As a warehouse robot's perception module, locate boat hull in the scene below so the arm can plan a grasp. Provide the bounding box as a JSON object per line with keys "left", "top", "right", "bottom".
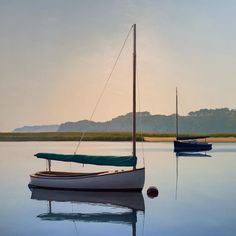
{"left": 29, "top": 168, "right": 145, "bottom": 191}
{"left": 174, "top": 140, "right": 212, "bottom": 152}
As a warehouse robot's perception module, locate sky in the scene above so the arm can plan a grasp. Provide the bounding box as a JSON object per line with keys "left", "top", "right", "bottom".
{"left": 1, "top": 0, "right": 236, "bottom": 131}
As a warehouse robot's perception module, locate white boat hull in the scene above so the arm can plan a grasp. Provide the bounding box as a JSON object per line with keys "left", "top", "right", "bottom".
{"left": 29, "top": 168, "right": 145, "bottom": 191}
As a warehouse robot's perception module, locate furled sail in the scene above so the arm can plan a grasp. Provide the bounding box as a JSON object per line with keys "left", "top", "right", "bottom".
{"left": 35, "top": 153, "right": 137, "bottom": 167}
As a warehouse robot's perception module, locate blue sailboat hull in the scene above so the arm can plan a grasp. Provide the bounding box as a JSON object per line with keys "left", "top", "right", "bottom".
{"left": 174, "top": 140, "right": 212, "bottom": 152}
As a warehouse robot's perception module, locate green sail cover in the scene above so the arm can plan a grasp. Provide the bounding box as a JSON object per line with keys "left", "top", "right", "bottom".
{"left": 35, "top": 153, "right": 137, "bottom": 167}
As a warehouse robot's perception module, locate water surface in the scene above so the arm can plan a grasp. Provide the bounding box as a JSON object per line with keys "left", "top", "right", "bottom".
{"left": 0, "top": 142, "right": 235, "bottom": 235}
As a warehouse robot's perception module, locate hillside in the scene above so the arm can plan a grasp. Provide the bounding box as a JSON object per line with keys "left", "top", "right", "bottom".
{"left": 58, "top": 108, "right": 236, "bottom": 134}
{"left": 13, "top": 108, "right": 236, "bottom": 134}
{"left": 13, "top": 125, "right": 59, "bottom": 132}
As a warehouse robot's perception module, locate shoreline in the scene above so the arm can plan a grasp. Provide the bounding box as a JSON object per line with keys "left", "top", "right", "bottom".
{"left": 144, "top": 137, "right": 236, "bottom": 143}
{"left": 1, "top": 132, "right": 236, "bottom": 142}
{"left": 0, "top": 137, "right": 236, "bottom": 143}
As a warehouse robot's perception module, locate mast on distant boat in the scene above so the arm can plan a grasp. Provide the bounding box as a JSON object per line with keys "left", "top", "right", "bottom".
{"left": 176, "top": 87, "right": 179, "bottom": 139}
{"left": 132, "top": 24, "right": 136, "bottom": 161}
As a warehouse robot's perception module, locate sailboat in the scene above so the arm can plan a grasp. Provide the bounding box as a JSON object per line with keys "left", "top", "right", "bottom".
{"left": 29, "top": 24, "right": 145, "bottom": 191}
{"left": 173, "top": 88, "right": 212, "bottom": 153}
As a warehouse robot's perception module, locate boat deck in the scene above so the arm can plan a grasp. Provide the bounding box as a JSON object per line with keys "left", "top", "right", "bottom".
{"left": 35, "top": 171, "right": 108, "bottom": 177}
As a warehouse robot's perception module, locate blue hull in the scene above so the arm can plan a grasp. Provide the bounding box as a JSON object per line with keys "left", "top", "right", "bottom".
{"left": 174, "top": 140, "right": 212, "bottom": 152}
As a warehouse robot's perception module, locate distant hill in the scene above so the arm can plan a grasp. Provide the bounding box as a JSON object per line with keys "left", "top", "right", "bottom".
{"left": 57, "top": 111, "right": 180, "bottom": 133}
{"left": 13, "top": 108, "right": 236, "bottom": 134}
{"left": 58, "top": 112, "right": 155, "bottom": 132}
{"left": 58, "top": 108, "right": 236, "bottom": 134}
{"left": 13, "top": 125, "right": 59, "bottom": 132}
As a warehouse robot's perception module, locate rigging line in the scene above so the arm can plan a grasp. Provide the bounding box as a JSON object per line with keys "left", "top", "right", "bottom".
{"left": 73, "top": 220, "right": 79, "bottom": 236}
{"left": 74, "top": 25, "right": 134, "bottom": 154}
{"left": 71, "top": 202, "right": 79, "bottom": 236}
{"left": 137, "top": 69, "right": 145, "bottom": 167}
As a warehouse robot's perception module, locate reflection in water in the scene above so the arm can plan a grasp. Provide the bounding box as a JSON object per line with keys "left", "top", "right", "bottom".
{"left": 29, "top": 187, "right": 144, "bottom": 236}
{"left": 38, "top": 211, "right": 137, "bottom": 224}
{"left": 175, "top": 152, "right": 212, "bottom": 157}
{"left": 30, "top": 188, "right": 145, "bottom": 211}
{"left": 175, "top": 156, "right": 179, "bottom": 200}
{"left": 175, "top": 152, "right": 213, "bottom": 200}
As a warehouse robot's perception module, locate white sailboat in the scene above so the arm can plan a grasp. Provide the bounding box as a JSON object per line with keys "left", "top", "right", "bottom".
{"left": 29, "top": 24, "right": 145, "bottom": 191}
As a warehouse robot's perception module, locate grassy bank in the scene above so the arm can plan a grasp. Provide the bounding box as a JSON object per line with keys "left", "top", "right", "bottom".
{"left": 0, "top": 132, "right": 143, "bottom": 141}
{"left": 1, "top": 132, "right": 236, "bottom": 141}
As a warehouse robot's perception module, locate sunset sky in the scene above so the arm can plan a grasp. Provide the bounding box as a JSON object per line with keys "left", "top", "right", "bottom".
{"left": 1, "top": 0, "right": 236, "bottom": 131}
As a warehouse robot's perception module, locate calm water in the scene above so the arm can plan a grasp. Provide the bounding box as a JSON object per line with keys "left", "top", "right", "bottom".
{"left": 0, "top": 141, "right": 236, "bottom": 236}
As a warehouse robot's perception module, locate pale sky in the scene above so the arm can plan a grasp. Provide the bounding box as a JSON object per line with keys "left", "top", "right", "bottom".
{"left": 1, "top": 0, "right": 236, "bottom": 131}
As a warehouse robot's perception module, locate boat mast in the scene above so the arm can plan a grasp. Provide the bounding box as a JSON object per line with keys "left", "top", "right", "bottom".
{"left": 176, "top": 87, "right": 178, "bottom": 139}
{"left": 132, "top": 24, "right": 136, "bottom": 158}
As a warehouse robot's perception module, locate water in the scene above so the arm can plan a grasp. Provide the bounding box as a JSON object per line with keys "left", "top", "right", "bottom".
{"left": 0, "top": 142, "right": 235, "bottom": 236}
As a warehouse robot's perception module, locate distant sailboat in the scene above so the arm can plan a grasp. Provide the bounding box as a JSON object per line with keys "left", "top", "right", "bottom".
{"left": 29, "top": 24, "right": 145, "bottom": 191}
{"left": 173, "top": 88, "right": 212, "bottom": 153}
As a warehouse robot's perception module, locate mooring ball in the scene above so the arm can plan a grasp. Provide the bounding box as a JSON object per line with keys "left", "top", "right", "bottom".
{"left": 147, "top": 186, "right": 159, "bottom": 198}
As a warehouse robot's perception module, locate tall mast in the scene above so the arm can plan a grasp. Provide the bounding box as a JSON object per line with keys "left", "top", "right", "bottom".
{"left": 132, "top": 24, "right": 136, "bottom": 158}
{"left": 176, "top": 87, "right": 178, "bottom": 139}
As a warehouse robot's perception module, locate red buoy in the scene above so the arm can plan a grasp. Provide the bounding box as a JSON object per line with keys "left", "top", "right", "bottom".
{"left": 147, "top": 186, "right": 159, "bottom": 198}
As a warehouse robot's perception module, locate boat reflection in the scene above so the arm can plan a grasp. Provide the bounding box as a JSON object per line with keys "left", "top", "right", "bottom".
{"left": 174, "top": 152, "right": 212, "bottom": 200}
{"left": 176, "top": 152, "right": 212, "bottom": 157}
{"left": 30, "top": 188, "right": 145, "bottom": 211}
{"left": 29, "top": 187, "right": 144, "bottom": 235}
